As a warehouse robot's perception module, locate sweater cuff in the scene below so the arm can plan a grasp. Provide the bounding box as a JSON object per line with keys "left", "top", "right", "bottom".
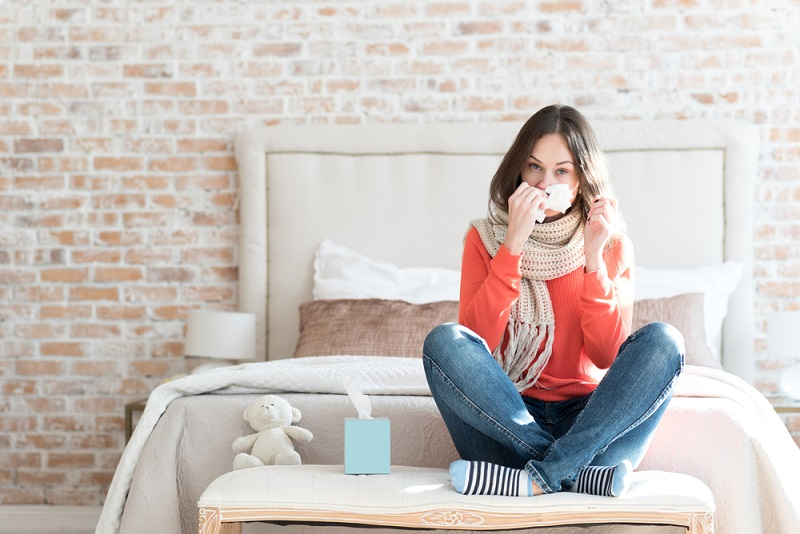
{"left": 492, "top": 244, "right": 523, "bottom": 279}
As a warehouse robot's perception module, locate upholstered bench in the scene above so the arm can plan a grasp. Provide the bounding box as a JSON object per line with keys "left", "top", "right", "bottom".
{"left": 197, "top": 465, "right": 714, "bottom": 534}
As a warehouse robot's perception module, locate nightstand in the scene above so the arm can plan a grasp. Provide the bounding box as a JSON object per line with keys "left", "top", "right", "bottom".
{"left": 768, "top": 396, "right": 800, "bottom": 447}
{"left": 124, "top": 398, "right": 147, "bottom": 442}
{"left": 768, "top": 396, "right": 800, "bottom": 414}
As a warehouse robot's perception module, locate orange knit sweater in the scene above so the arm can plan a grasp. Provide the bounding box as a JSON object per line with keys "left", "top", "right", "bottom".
{"left": 459, "top": 226, "right": 635, "bottom": 401}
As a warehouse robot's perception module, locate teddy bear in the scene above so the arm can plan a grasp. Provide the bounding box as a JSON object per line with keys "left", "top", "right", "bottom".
{"left": 232, "top": 394, "right": 313, "bottom": 470}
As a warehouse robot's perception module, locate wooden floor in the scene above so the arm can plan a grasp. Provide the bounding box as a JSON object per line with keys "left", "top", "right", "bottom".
{"left": 0, "top": 506, "right": 101, "bottom": 534}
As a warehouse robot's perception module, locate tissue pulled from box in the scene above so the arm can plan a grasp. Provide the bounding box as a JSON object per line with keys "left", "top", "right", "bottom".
{"left": 345, "top": 373, "right": 372, "bottom": 419}
{"left": 535, "top": 183, "right": 573, "bottom": 223}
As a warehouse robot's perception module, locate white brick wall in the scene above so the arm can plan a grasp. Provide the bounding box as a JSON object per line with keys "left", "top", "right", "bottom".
{"left": 1, "top": 0, "right": 798, "bottom": 504}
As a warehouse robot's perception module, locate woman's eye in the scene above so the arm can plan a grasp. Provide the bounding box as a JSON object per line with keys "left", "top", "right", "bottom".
{"left": 556, "top": 168, "right": 568, "bottom": 175}
{"left": 529, "top": 163, "right": 542, "bottom": 171}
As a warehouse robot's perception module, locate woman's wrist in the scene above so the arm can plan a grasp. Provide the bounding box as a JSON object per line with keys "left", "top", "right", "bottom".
{"left": 502, "top": 234, "right": 524, "bottom": 255}
{"left": 503, "top": 242, "right": 522, "bottom": 255}
{"left": 584, "top": 252, "right": 602, "bottom": 273}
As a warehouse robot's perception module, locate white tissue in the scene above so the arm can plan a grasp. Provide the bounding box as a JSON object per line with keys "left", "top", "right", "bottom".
{"left": 535, "top": 183, "right": 573, "bottom": 223}
{"left": 345, "top": 374, "right": 373, "bottom": 419}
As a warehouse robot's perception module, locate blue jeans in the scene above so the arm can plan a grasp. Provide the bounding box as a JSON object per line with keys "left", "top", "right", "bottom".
{"left": 422, "top": 322, "right": 684, "bottom": 494}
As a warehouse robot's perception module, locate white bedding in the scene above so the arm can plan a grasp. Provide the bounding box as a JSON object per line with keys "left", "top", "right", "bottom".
{"left": 97, "top": 357, "right": 800, "bottom": 534}
{"left": 98, "top": 356, "right": 427, "bottom": 534}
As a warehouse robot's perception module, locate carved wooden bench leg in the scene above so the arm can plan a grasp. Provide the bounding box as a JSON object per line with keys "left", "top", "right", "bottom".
{"left": 199, "top": 507, "right": 242, "bottom": 534}
{"left": 687, "top": 510, "right": 715, "bottom": 534}
{"left": 198, "top": 507, "right": 220, "bottom": 534}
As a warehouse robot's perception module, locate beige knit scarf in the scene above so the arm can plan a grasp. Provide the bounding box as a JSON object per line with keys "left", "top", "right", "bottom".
{"left": 471, "top": 208, "right": 585, "bottom": 392}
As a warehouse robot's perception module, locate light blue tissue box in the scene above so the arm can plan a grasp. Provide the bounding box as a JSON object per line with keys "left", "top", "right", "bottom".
{"left": 344, "top": 417, "right": 390, "bottom": 475}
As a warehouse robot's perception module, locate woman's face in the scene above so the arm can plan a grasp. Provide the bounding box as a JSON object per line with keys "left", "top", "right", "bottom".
{"left": 520, "top": 133, "right": 580, "bottom": 219}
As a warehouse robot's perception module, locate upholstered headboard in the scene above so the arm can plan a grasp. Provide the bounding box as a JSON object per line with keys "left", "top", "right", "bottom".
{"left": 235, "top": 120, "right": 758, "bottom": 381}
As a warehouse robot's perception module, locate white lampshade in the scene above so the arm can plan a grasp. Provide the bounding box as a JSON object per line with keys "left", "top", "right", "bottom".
{"left": 184, "top": 311, "right": 257, "bottom": 361}
{"left": 767, "top": 311, "right": 800, "bottom": 400}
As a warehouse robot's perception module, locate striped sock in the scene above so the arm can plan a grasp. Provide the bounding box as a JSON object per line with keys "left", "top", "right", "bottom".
{"left": 571, "top": 460, "right": 633, "bottom": 497}
{"left": 449, "top": 460, "right": 532, "bottom": 496}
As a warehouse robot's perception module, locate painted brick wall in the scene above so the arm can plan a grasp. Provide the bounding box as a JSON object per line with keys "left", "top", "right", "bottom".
{"left": 1, "top": 0, "right": 798, "bottom": 505}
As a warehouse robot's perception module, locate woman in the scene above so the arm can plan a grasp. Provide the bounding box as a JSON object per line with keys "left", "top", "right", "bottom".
{"left": 423, "top": 105, "right": 684, "bottom": 498}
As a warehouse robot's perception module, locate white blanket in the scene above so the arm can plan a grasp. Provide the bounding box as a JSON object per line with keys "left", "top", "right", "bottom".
{"left": 96, "top": 356, "right": 800, "bottom": 534}
{"left": 98, "top": 356, "right": 427, "bottom": 533}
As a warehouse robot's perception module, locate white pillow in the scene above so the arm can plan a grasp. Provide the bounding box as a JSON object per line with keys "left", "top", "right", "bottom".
{"left": 313, "top": 239, "right": 461, "bottom": 304}
{"left": 634, "top": 261, "right": 744, "bottom": 361}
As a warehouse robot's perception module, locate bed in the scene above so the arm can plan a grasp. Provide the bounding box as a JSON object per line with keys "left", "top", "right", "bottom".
{"left": 96, "top": 119, "right": 800, "bottom": 534}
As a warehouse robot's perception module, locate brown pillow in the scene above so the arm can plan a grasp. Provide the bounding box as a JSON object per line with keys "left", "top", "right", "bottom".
{"left": 293, "top": 299, "right": 459, "bottom": 358}
{"left": 632, "top": 293, "right": 720, "bottom": 369}
{"left": 295, "top": 295, "right": 718, "bottom": 367}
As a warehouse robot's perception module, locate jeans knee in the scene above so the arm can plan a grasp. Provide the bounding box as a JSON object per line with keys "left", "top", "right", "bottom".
{"left": 423, "top": 322, "right": 489, "bottom": 369}
{"left": 423, "top": 322, "right": 459, "bottom": 363}
{"left": 632, "top": 322, "right": 685, "bottom": 374}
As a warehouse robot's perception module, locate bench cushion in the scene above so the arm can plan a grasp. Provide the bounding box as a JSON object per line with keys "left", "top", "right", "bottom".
{"left": 198, "top": 465, "right": 714, "bottom": 530}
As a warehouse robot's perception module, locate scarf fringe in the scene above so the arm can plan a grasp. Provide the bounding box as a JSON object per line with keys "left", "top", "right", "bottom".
{"left": 472, "top": 210, "right": 584, "bottom": 392}
{"left": 494, "top": 321, "right": 556, "bottom": 393}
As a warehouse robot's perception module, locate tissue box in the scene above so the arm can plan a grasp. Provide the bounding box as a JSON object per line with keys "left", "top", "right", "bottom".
{"left": 344, "top": 418, "right": 390, "bottom": 474}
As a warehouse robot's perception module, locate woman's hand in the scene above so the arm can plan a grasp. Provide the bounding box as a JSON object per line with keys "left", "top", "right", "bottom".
{"left": 502, "top": 182, "right": 548, "bottom": 255}
{"left": 584, "top": 195, "right": 617, "bottom": 272}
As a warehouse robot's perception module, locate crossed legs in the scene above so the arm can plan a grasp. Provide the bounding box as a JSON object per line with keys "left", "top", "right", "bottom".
{"left": 422, "top": 322, "right": 684, "bottom": 495}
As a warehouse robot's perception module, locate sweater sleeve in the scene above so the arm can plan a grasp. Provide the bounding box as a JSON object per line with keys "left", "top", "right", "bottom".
{"left": 458, "top": 227, "right": 521, "bottom": 352}
{"left": 580, "top": 236, "right": 635, "bottom": 369}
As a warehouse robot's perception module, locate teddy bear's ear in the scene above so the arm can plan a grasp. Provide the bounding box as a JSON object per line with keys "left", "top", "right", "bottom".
{"left": 243, "top": 404, "right": 251, "bottom": 422}
{"left": 291, "top": 407, "right": 301, "bottom": 424}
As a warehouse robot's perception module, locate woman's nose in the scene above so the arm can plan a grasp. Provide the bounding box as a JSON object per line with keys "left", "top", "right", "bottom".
{"left": 537, "top": 172, "right": 556, "bottom": 189}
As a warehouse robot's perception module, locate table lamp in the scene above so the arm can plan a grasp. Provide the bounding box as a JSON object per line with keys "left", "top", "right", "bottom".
{"left": 767, "top": 310, "right": 800, "bottom": 400}
{"left": 184, "top": 310, "right": 257, "bottom": 374}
